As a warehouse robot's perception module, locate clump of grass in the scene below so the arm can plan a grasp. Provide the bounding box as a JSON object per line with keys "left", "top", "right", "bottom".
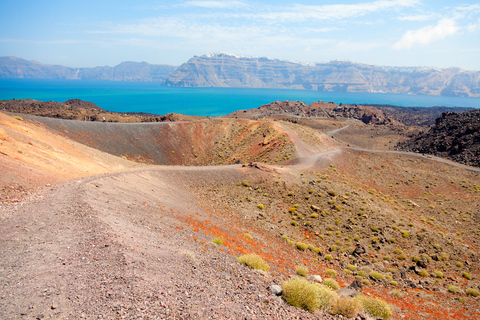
{"left": 462, "top": 272, "right": 471, "bottom": 280}
{"left": 212, "top": 238, "right": 223, "bottom": 245}
{"left": 242, "top": 180, "right": 250, "bottom": 187}
{"left": 296, "top": 242, "right": 308, "bottom": 251}
{"left": 331, "top": 296, "right": 362, "bottom": 318}
{"left": 393, "top": 248, "right": 403, "bottom": 255}
{"left": 346, "top": 264, "right": 357, "bottom": 271}
{"left": 356, "top": 295, "right": 393, "bottom": 320}
{"left": 391, "top": 289, "right": 404, "bottom": 298}
{"left": 456, "top": 261, "right": 463, "bottom": 268}
{"left": 327, "top": 189, "right": 336, "bottom": 196}
{"left": 370, "top": 226, "right": 379, "bottom": 232}
{"left": 14, "top": 116, "right": 23, "bottom": 121}
{"left": 358, "top": 270, "right": 367, "bottom": 278}
{"left": 288, "top": 240, "right": 295, "bottom": 246}
{"left": 282, "top": 277, "right": 319, "bottom": 312}
{"left": 317, "top": 284, "right": 338, "bottom": 309}
{"left": 236, "top": 254, "right": 270, "bottom": 271}
{"left": 466, "top": 288, "right": 480, "bottom": 297}
{"left": 325, "top": 254, "right": 333, "bottom": 261}
{"left": 362, "top": 279, "right": 371, "bottom": 285}
{"left": 325, "top": 269, "right": 337, "bottom": 277}
{"left": 433, "top": 270, "right": 443, "bottom": 278}
{"left": 246, "top": 197, "right": 253, "bottom": 202}
{"left": 323, "top": 278, "right": 340, "bottom": 290}
{"left": 291, "top": 221, "right": 298, "bottom": 226}
{"left": 244, "top": 233, "right": 253, "bottom": 240}
{"left": 448, "top": 285, "right": 459, "bottom": 293}
{"left": 295, "top": 265, "right": 309, "bottom": 277}
{"left": 257, "top": 203, "right": 264, "bottom": 210}
{"left": 418, "top": 269, "right": 429, "bottom": 277}
{"left": 370, "top": 271, "right": 384, "bottom": 281}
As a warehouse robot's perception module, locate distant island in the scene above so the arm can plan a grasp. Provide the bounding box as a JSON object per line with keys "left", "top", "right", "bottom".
{"left": 2, "top": 53, "right": 480, "bottom": 97}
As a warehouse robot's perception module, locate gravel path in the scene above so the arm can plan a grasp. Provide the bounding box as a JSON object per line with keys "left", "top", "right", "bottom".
{"left": 0, "top": 167, "right": 338, "bottom": 319}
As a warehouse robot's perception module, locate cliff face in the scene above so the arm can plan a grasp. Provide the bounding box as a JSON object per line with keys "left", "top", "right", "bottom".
{"left": 397, "top": 110, "right": 480, "bottom": 167}
{"left": 165, "top": 53, "right": 480, "bottom": 97}
{"left": 0, "top": 57, "right": 177, "bottom": 82}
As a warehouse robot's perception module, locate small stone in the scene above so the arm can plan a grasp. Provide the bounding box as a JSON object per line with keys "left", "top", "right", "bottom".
{"left": 338, "top": 288, "right": 357, "bottom": 298}
{"left": 348, "top": 280, "right": 363, "bottom": 291}
{"left": 308, "top": 275, "right": 323, "bottom": 283}
{"left": 269, "top": 285, "right": 282, "bottom": 296}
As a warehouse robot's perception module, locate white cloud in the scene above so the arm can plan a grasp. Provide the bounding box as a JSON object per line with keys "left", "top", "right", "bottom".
{"left": 393, "top": 18, "right": 459, "bottom": 49}
{"left": 397, "top": 14, "right": 436, "bottom": 21}
{"left": 244, "top": 0, "right": 420, "bottom": 22}
{"left": 183, "top": 1, "right": 247, "bottom": 9}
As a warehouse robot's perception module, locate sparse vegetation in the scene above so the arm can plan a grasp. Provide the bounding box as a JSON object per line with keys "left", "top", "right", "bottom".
{"left": 295, "top": 265, "right": 309, "bottom": 277}
{"left": 236, "top": 254, "right": 270, "bottom": 271}
{"left": 322, "top": 278, "right": 340, "bottom": 290}
{"left": 466, "top": 288, "right": 480, "bottom": 297}
{"left": 331, "top": 296, "right": 362, "bottom": 318}
{"left": 325, "top": 269, "right": 337, "bottom": 277}
{"left": 212, "top": 238, "right": 223, "bottom": 245}
{"left": 356, "top": 295, "right": 393, "bottom": 320}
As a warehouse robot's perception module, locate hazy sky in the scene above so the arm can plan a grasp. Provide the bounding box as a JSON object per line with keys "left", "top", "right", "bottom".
{"left": 1, "top": 0, "right": 479, "bottom": 69}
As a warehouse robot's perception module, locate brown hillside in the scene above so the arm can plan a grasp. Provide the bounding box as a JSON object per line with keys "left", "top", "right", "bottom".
{"left": 1, "top": 110, "right": 479, "bottom": 319}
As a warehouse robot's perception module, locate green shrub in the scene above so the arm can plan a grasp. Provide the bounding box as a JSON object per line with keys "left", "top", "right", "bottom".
{"left": 325, "top": 269, "right": 337, "bottom": 277}
{"left": 244, "top": 233, "right": 253, "bottom": 240}
{"left": 397, "top": 254, "right": 407, "bottom": 260}
{"left": 362, "top": 279, "right": 371, "bottom": 285}
{"left": 242, "top": 180, "right": 250, "bottom": 187}
{"left": 296, "top": 242, "right": 308, "bottom": 251}
{"left": 466, "top": 288, "right": 480, "bottom": 297}
{"left": 307, "top": 244, "right": 315, "bottom": 251}
{"left": 316, "top": 284, "right": 338, "bottom": 309}
{"left": 448, "top": 285, "right": 459, "bottom": 293}
{"left": 14, "top": 116, "right": 24, "bottom": 121}
{"left": 296, "top": 265, "right": 309, "bottom": 277}
{"left": 356, "top": 295, "right": 393, "bottom": 320}
{"left": 456, "top": 261, "right": 463, "bottom": 267}
{"left": 212, "top": 238, "right": 223, "bottom": 245}
{"left": 327, "top": 189, "right": 336, "bottom": 196}
{"left": 358, "top": 270, "right": 367, "bottom": 278}
{"left": 418, "top": 269, "right": 429, "bottom": 277}
{"left": 291, "top": 221, "right": 298, "bottom": 226}
{"left": 462, "top": 272, "right": 471, "bottom": 280}
{"left": 347, "top": 264, "right": 357, "bottom": 271}
{"left": 325, "top": 254, "right": 333, "bottom": 261}
{"left": 257, "top": 203, "right": 264, "bottom": 210}
{"left": 370, "top": 271, "right": 384, "bottom": 281}
{"left": 323, "top": 278, "right": 340, "bottom": 290}
{"left": 393, "top": 248, "right": 403, "bottom": 255}
{"left": 282, "top": 277, "right": 320, "bottom": 312}
{"left": 288, "top": 240, "right": 295, "bottom": 246}
{"left": 383, "top": 255, "right": 392, "bottom": 261}
{"left": 433, "top": 270, "right": 443, "bottom": 278}
{"left": 371, "top": 226, "right": 379, "bottom": 232}
{"left": 331, "top": 296, "right": 362, "bottom": 318}
{"left": 236, "top": 254, "right": 270, "bottom": 271}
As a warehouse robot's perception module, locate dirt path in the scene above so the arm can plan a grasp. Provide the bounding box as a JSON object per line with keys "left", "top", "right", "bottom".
{"left": 0, "top": 166, "right": 336, "bottom": 319}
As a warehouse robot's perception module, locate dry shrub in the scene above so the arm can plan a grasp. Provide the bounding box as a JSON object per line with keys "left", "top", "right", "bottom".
{"left": 236, "top": 254, "right": 270, "bottom": 271}
{"left": 295, "top": 265, "right": 309, "bottom": 277}
{"left": 332, "top": 296, "right": 362, "bottom": 318}
{"left": 282, "top": 277, "right": 320, "bottom": 312}
{"left": 356, "top": 295, "right": 393, "bottom": 320}
{"left": 316, "top": 284, "right": 338, "bottom": 310}
{"left": 323, "top": 278, "right": 340, "bottom": 290}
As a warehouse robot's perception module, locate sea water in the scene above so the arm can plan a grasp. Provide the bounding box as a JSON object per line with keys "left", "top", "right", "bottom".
{"left": 1, "top": 79, "right": 479, "bottom": 117}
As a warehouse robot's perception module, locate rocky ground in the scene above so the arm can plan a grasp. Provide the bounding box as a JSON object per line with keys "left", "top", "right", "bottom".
{"left": 1, "top": 109, "right": 479, "bottom": 319}
{"left": 397, "top": 110, "right": 480, "bottom": 168}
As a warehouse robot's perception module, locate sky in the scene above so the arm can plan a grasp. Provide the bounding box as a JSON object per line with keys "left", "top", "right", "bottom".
{"left": 1, "top": 0, "right": 480, "bottom": 70}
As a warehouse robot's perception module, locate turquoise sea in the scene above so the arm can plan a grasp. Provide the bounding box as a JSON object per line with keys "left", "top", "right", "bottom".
{"left": 1, "top": 79, "right": 479, "bottom": 117}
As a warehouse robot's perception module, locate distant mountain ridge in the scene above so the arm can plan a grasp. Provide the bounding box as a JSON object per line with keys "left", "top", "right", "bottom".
{"left": 165, "top": 53, "right": 480, "bottom": 98}
{"left": 0, "top": 56, "right": 177, "bottom": 82}
{"left": 2, "top": 54, "right": 480, "bottom": 97}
